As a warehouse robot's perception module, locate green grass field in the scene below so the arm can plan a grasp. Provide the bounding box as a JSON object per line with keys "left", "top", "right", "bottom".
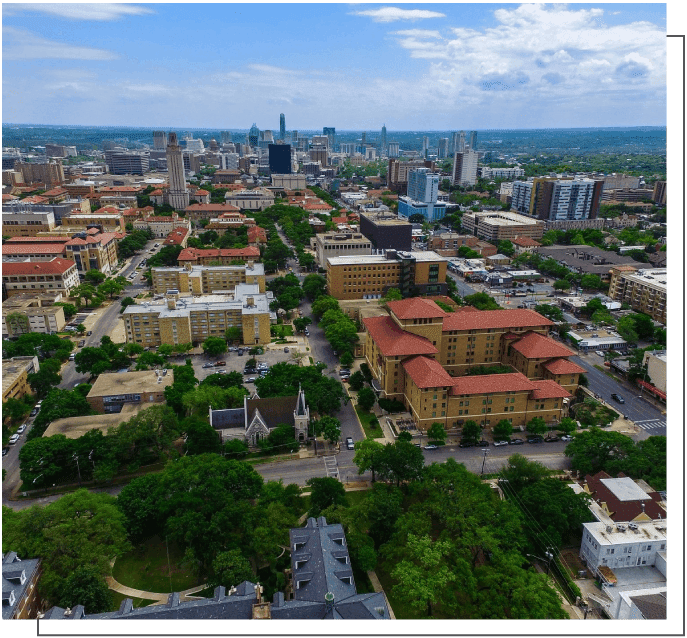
{"left": 355, "top": 406, "right": 384, "bottom": 439}
{"left": 112, "top": 536, "right": 206, "bottom": 594}
{"left": 109, "top": 591, "right": 156, "bottom": 612}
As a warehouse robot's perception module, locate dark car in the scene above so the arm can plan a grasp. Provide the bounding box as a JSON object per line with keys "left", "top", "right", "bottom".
{"left": 30, "top": 408, "right": 39, "bottom": 417}
{"left": 214, "top": 361, "right": 226, "bottom": 366}
{"left": 611, "top": 393, "right": 625, "bottom": 404}
{"left": 237, "top": 349, "right": 244, "bottom": 355}
{"left": 527, "top": 435, "right": 544, "bottom": 444}
{"left": 2, "top": 447, "right": 8, "bottom": 456}
{"left": 509, "top": 438, "right": 525, "bottom": 445}
{"left": 86, "top": 330, "right": 93, "bottom": 336}
{"left": 459, "top": 440, "right": 475, "bottom": 448}
{"left": 544, "top": 434, "right": 559, "bottom": 442}
{"left": 78, "top": 340, "right": 85, "bottom": 347}
{"left": 477, "top": 440, "right": 490, "bottom": 448}
{"left": 202, "top": 363, "right": 214, "bottom": 368}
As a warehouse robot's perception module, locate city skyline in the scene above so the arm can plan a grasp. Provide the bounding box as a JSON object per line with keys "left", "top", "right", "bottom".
{"left": 2, "top": 3, "right": 668, "bottom": 130}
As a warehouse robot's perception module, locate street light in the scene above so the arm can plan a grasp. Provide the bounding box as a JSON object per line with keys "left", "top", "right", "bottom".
{"left": 480, "top": 448, "right": 489, "bottom": 476}
{"left": 526, "top": 548, "right": 555, "bottom": 575}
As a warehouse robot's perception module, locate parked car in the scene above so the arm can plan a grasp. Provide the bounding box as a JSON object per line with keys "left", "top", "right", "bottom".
{"left": 228, "top": 347, "right": 238, "bottom": 352}
{"left": 214, "top": 361, "right": 226, "bottom": 366}
{"left": 9, "top": 434, "right": 20, "bottom": 445}
{"left": 424, "top": 444, "right": 438, "bottom": 450}
{"left": 493, "top": 439, "right": 509, "bottom": 446}
{"left": 509, "top": 438, "right": 524, "bottom": 445}
{"left": 284, "top": 347, "right": 289, "bottom": 353}
{"left": 345, "top": 437, "right": 355, "bottom": 450}
{"left": 237, "top": 349, "right": 244, "bottom": 355}
{"left": 30, "top": 408, "right": 39, "bottom": 417}
{"left": 477, "top": 440, "right": 490, "bottom": 448}
{"left": 595, "top": 350, "right": 605, "bottom": 357}
{"left": 202, "top": 363, "right": 214, "bottom": 368}
{"left": 611, "top": 393, "right": 625, "bottom": 404}
{"left": 79, "top": 340, "right": 86, "bottom": 347}
{"left": 458, "top": 440, "right": 474, "bottom": 448}
{"left": 16, "top": 424, "right": 27, "bottom": 434}
{"left": 69, "top": 353, "right": 76, "bottom": 361}
{"left": 304, "top": 329, "right": 310, "bottom": 336}
{"left": 2, "top": 447, "right": 9, "bottom": 456}
{"left": 561, "top": 434, "right": 574, "bottom": 442}
{"left": 527, "top": 435, "right": 544, "bottom": 444}
{"left": 154, "top": 243, "right": 160, "bottom": 247}
{"left": 247, "top": 377, "right": 257, "bottom": 383}
{"left": 544, "top": 434, "right": 559, "bottom": 442}
{"left": 86, "top": 331, "right": 93, "bottom": 336}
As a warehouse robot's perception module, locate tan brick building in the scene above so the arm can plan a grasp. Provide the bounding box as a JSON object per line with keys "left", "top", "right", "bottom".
{"left": 2, "top": 210, "right": 57, "bottom": 237}
{"left": 122, "top": 286, "right": 272, "bottom": 348}
{"left": 152, "top": 262, "right": 265, "bottom": 295}
{"left": 315, "top": 232, "right": 373, "bottom": 266}
{"left": 61, "top": 212, "right": 125, "bottom": 233}
{"left": 2, "top": 293, "right": 66, "bottom": 338}
{"left": 362, "top": 298, "right": 579, "bottom": 431}
{"left": 326, "top": 250, "right": 448, "bottom": 300}
{"left": 608, "top": 266, "right": 667, "bottom": 324}
{"left": 2, "top": 356, "right": 39, "bottom": 403}
{"left": 63, "top": 231, "right": 120, "bottom": 275}
{"left": 461, "top": 211, "right": 546, "bottom": 242}
{"left": 2, "top": 258, "right": 80, "bottom": 298}
{"left": 86, "top": 370, "right": 174, "bottom": 413}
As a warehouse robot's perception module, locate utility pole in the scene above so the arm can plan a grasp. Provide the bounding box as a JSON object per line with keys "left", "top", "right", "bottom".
{"left": 73, "top": 454, "right": 82, "bottom": 486}
{"left": 480, "top": 448, "right": 489, "bottom": 475}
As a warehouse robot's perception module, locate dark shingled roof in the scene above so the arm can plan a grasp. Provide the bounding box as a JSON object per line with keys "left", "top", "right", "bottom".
{"left": 246, "top": 395, "right": 298, "bottom": 430}
{"left": 210, "top": 407, "right": 245, "bottom": 429}
{"left": 631, "top": 592, "right": 667, "bottom": 619}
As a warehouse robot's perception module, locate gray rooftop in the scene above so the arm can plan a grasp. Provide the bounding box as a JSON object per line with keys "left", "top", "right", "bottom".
{"left": 3, "top": 552, "right": 41, "bottom": 619}
{"left": 600, "top": 477, "right": 652, "bottom": 502}
{"left": 123, "top": 289, "right": 270, "bottom": 318}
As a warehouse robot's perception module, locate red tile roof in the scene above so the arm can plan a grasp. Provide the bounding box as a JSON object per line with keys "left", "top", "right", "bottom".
{"left": 177, "top": 246, "right": 260, "bottom": 261}
{"left": 510, "top": 331, "right": 576, "bottom": 360}
{"left": 442, "top": 309, "right": 553, "bottom": 332}
{"left": 186, "top": 203, "right": 241, "bottom": 212}
{"left": 2, "top": 194, "right": 18, "bottom": 202}
{"left": 512, "top": 236, "right": 541, "bottom": 247}
{"left": 529, "top": 380, "right": 572, "bottom": 400}
{"left": 2, "top": 257, "right": 76, "bottom": 275}
{"left": 387, "top": 298, "right": 447, "bottom": 320}
{"left": 4, "top": 236, "right": 70, "bottom": 243}
{"left": 42, "top": 187, "right": 67, "bottom": 197}
{"left": 2, "top": 243, "right": 66, "bottom": 255}
{"left": 451, "top": 372, "right": 536, "bottom": 396}
{"left": 164, "top": 227, "right": 190, "bottom": 245}
{"left": 584, "top": 472, "right": 666, "bottom": 522}
{"left": 402, "top": 355, "right": 454, "bottom": 388}
{"left": 542, "top": 358, "right": 586, "bottom": 375}
{"left": 363, "top": 316, "right": 438, "bottom": 357}
{"left": 247, "top": 226, "right": 267, "bottom": 243}
{"left": 332, "top": 216, "right": 348, "bottom": 224}
{"left": 65, "top": 238, "right": 88, "bottom": 246}
{"left": 22, "top": 195, "right": 48, "bottom": 204}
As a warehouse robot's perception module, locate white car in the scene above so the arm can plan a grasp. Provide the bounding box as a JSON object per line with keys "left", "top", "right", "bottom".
{"left": 493, "top": 439, "right": 509, "bottom": 447}
{"left": 595, "top": 350, "right": 605, "bottom": 357}
{"left": 9, "top": 434, "right": 20, "bottom": 445}
{"left": 16, "top": 424, "right": 27, "bottom": 435}
{"left": 561, "top": 434, "right": 574, "bottom": 442}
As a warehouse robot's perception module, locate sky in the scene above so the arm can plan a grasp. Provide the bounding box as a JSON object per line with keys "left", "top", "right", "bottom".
{"left": 1, "top": 2, "right": 671, "bottom": 130}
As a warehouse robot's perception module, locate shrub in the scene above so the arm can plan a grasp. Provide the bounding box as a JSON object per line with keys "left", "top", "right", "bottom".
{"left": 378, "top": 398, "right": 405, "bottom": 413}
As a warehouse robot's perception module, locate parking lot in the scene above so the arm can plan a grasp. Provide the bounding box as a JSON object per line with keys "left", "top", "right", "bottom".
{"left": 188, "top": 342, "right": 306, "bottom": 385}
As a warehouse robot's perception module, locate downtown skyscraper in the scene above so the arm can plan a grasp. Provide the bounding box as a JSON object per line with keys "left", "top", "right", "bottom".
{"left": 279, "top": 114, "right": 286, "bottom": 141}
{"left": 380, "top": 124, "right": 387, "bottom": 156}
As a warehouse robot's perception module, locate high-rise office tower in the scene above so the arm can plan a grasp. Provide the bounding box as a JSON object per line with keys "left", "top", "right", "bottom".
{"left": 220, "top": 131, "right": 232, "bottom": 144}
{"left": 152, "top": 131, "right": 167, "bottom": 150}
{"left": 323, "top": 127, "right": 336, "bottom": 150}
{"left": 469, "top": 130, "right": 477, "bottom": 150}
{"left": 388, "top": 142, "right": 400, "bottom": 158}
{"left": 248, "top": 124, "right": 260, "bottom": 147}
{"left": 166, "top": 132, "right": 190, "bottom": 210}
{"left": 380, "top": 124, "right": 387, "bottom": 155}
{"left": 422, "top": 136, "right": 429, "bottom": 158}
{"left": 458, "top": 131, "right": 466, "bottom": 153}
{"left": 438, "top": 138, "right": 449, "bottom": 159}
{"left": 312, "top": 135, "right": 329, "bottom": 148}
{"left": 269, "top": 144, "right": 292, "bottom": 174}
{"left": 451, "top": 150, "right": 479, "bottom": 187}
{"left": 361, "top": 132, "right": 367, "bottom": 147}
{"left": 292, "top": 130, "right": 299, "bottom": 144}
{"left": 407, "top": 168, "right": 439, "bottom": 203}
{"left": 280, "top": 114, "right": 286, "bottom": 141}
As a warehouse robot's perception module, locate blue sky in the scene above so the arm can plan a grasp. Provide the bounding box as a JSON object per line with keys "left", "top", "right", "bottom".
{"left": 2, "top": 3, "right": 669, "bottom": 130}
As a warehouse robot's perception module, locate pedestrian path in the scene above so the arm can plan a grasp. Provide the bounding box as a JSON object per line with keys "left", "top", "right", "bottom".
{"left": 634, "top": 419, "right": 666, "bottom": 431}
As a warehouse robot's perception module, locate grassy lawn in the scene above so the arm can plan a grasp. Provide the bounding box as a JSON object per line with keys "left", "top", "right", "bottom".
{"left": 109, "top": 591, "right": 156, "bottom": 612}
{"left": 355, "top": 406, "right": 383, "bottom": 439}
{"left": 343, "top": 488, "right": 370, "bottom": 508}
{"left": 112, "top": 536, "right": 206, "bottom": 594}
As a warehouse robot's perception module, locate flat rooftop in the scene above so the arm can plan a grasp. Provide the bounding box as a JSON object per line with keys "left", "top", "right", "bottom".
{"left": 153, "top": 263, "right": 265, "bottom": 276}
{"left": 87, "top": 370, "right": 174, "bottom": 397}
{"left": 584, "top": 520, "right": 667, "bottom": 546}
{"left": 622, "top": 269, "right": 667, "bottom": 290}
{"left": 327, "top": 250, "right": 446, "bottom": 266}
{"left": 43, "top": 404, "right": 142, "bottom": 438}
{"left": 468, "top": 211, "right": 544, "bottom": 225}
{"left": 601, "top": 477, "right": 652, "bottom": 502}
{"left": 124, "top": 288, "right": 271, "bottom": 317}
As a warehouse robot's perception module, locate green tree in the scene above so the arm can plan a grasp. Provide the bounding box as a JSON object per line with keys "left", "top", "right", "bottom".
{"left": 110, "top": 404, "right": 181, "bottom": 465}
{"left": 306, "top": 477, "right": 348, "bottom": 516}
{"left": 210, "top": 549, "right": 254, "bottom": 589}
{"left": 558, "top": 417, "right": 577, "bottom": 435}
{"left": 617, "top": 316, "right": 639, "bottom": 344}
{"left": 493, "top": 419, "right": 513, "bottom": 442}
{"left": 365, "top": 483, "right": 403, "bottom": 549}
{"left": 302, "top": 274, "right": 327, "bottom": 300}
{"left": 5, "top": 312, "right": 30, "bottom": 336}
{"left": 461, "top": 419, "right": 482, "bottom": 443}
{"left": 222, "top": 438, "right": 249, "bottom": 459}
{"left": 3, "top": 396, "right": 31, "bottom": 424}
{"left": 427, "top": 422, "right": 446, "bottom": 445}
{"left": 579, "top": 274, "right": 602, "bottom": 290}
{"left": 120, "top": 296, "right": 136, "bottom": 312}
{"left": 339, "top": 351, "right": 354, "bottom": 368}
{"left": 391, "top": 534, "right": 456, "bottom": 617}
{"left": 58, "top": 564, "right": 113, "bottom": 614}
{"left": 312, "top": 416, "right": 341, "bottom": 444}
{"left": 311, "top": 295, "right": 340, "bottom": 318}
{"left": 534, "top": 304, "right": 564, "bottom": 322}
{"left": 97, "top": 278, "right": 124, "bottom": 299}
{"left": 564, "top": 427, "right": 636, "bottom": 476}
{"left": 182, "top": 385, "right": 245, "bottom": 416}
{"left": 553, "top": 279, "right": 571, "bottom": 292}
{"left": 19, "top": 434, "right": 76, "bottom": 488}
{"left": 377, "top": 440, "right": 425, "bottom": 487}
{"left": 224, "top": 326, "right": 242, "bottom": 344}
{"left": 183, "top": 417, "right": 222, "bottom": 455}
{"left": 526, "top": 417, "right": 547, "bottom": 435}
{"left": 84, "top": 270, "right": 106, "bottom": 285}
{"left": 463, "top": 292, "right": 500, "bottom": 311}
{"left": 202, "top": 336, "right": 228, "bottom": 356}
{"left": 497, "top": 240, "right": 515, "bottom": 257}
{"left": 381, "top": 287, "right": 403, "bottom": 302}
{"left": 2, "top": 490, "right": 130, "bottom": 606}
{"left": 135, "top": 350, "right": 165, "bottom": 371}
{"left": 53, "top": 302, "right": 78, "bottom": 320}
{"left": 499, "top": 453, "right": 550, "bottom": 494}
{"left": 27, "top": 358, "right": 62, "bottom": 398}
{"left": 122, "top": 342, "right": 144, "bottom": 356}
{"left": 157, "top": 343, "right": 174, "bottom": 357}
{"left": 356, "top": 386, "right": 376, "bottom": 411}
{"left": 74, "top": 346, "right": 111, "bottom": 376}
{"left": 115, "top": 473, "right": 163, "bottom": 540}
{"left": 626, "top": 313, "right": 655, "bottom": 340}
{"left": 348, "top": 370, "right": 365, "bottom": 391}
{"left": 292, "top": 317, "right": 312, "bottom": 333}
{"left": 353, "top": 439, "right": 385, "bottom": 482}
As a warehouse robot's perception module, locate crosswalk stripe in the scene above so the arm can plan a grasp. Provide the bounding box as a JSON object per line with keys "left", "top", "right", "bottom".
{"left": 634, "top": 419, "right": 666, "bottom": 430}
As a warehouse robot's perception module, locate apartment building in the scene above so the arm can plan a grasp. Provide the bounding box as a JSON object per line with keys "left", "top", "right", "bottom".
{"left": 177, "top": 246, "right": 261, "bottom": 266}
{"left": 326, "top": 250, "right": 448, "bottom": 300}
{"left": 451, "top": 150, "right": 479, "bottom": 187}
{"left": 132, "top": 213, "right": 191, "bottom": 238}
{"left": 104, "top": 150, "right": 150, "bottom": 175}
{"left": 224, "top": 189, "right": 275, "bottom": 211}
{"left": 315, "top": 232, "right": 373, "bottom": 266}
{"left": 2, "top": 356, "right": 39, "bottom": 403}
{"left": 361, "top": 299, "right": 581, "bottom": 430}
{"left": 86, "top": 370, "right": 174, "bottom": 413}
{"left": 151, "top": 262, "right": 265, "bottom": 295}
{"left": 2, "top": 210, "right": 56, "bottom": 236}
{"left": 480, "top": 166, "right": 525, "bottom": 179}
{"left": 185, "top": 203, "right": 242, "bottom": 224}
{"left": 63, "top": 232, "right": 119, "bottom": 275}
{"left": 2, "top": 293, "right": 66, "bottom": 338}
{"left": 13, "top": 161, "right": 65, "bottom": 186}
{"left": 2, "top": 552, "right": 42, "bottom": 620}
{"left": 2, "top": 241, "right": 67, "bottom": 262}
{"left": 608, "top": 266, "right": 667, "bottom": 324}
{"left": 512, "top": 177, "right": 604, "bottom": 221}
{"left": 642, "top": 350, "right": 666, "bottom": 394}
{"left": 2, "top": 258, "right": 80, "bottom": 298}
{"left": 461, "top": 211, "right": 546, "bottom": 242}
{"left": 61, "top": 212, "right": 125, "bottom": 233}
{"left": 387, "top": 159, "right": 430, "bottom": 194}
{"left": 121, "top": 287, "right": 272, "bottom": 348}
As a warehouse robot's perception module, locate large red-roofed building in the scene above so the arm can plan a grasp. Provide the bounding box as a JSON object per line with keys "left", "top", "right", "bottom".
{"left": 177, "top": 246, "right": 260, "bottom": 266}
{"left": 2, "top": 257, "right": 80, "bottom": 297}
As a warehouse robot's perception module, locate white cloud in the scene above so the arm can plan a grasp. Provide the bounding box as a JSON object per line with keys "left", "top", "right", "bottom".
{"left": 247, "top": 64, "right": 305, "bottom": 75}
{"left": 391, "top": 29, "right": 442, "bottom": 39}
{"left": 352, "top": 7, "right": 445, "bottom": 23}
{"left": 3, "top": 3, "right": 153, "bottom": 21}
{"left": 2, "top": 26, "right": 119, "bottom": 60}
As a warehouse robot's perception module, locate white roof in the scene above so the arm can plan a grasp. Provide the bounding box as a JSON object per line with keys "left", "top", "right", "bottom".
{"left": 600, "top": 477, "right": 652, "bottom": 502}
